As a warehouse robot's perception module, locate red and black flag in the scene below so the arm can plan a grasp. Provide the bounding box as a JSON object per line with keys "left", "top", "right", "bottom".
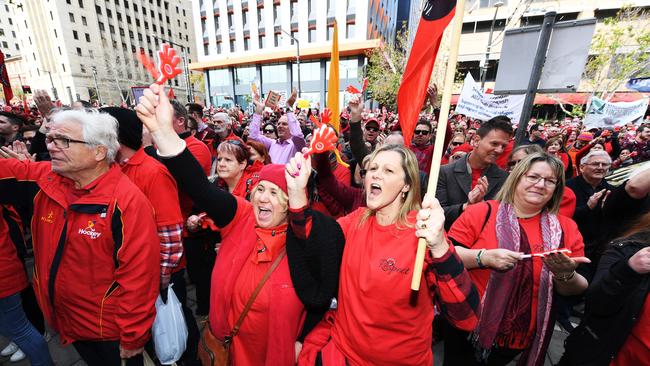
{"left": 0, "top": 49, "right": 14, "bottom": 103}
{"left": 397, "top": 0, "right": 456, "bottom": 146}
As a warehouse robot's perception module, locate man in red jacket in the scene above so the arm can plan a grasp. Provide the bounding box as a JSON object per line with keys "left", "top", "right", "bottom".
{"left": 0, "top": 109, "right": 159, "bottom": 366}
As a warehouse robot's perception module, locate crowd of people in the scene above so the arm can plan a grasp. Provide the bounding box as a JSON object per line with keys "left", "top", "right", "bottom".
{"left": 0, "top": 82, "right": 648, "bottom": 366}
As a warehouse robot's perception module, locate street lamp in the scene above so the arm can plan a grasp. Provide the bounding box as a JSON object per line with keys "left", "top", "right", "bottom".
{"left": 480, "top": 1, "right": 505, "bottom": 88}
{"left": 42, "top": 69, "right": 58, "bottom": 100}
{"left": 281, "top": 29, "right": 301, "bottom": 97}
{"left": 91, "top": 66, "right": 102, "bottom": 105}
{"left": 150, "top": 34, "right": 193, "bottom": 103}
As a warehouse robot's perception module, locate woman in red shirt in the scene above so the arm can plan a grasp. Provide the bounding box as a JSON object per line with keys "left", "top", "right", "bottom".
{"left": 447, "top": 152, "right": 590, "bottom": 366}
{"left": 545, "top": 136, "right": 574, "bottom": 178}
{"left": 290, "top": 144, "right": 480, "bottom": 366}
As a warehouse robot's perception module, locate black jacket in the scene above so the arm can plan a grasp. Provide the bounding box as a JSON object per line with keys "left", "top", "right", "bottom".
{"left": 560, "top": 235, "right": 650, "bottom": 366}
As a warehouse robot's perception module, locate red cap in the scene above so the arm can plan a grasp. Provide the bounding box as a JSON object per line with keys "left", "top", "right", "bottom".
{"left": 254, "top": 164, "right": 288, "bottom": 196}
{"left": 452, "top": 143, "right": 473, "bottom": 155}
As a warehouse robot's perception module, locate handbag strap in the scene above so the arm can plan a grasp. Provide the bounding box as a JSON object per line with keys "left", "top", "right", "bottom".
{"left": 228, "top": 247, "right": 287, "bottom": 339}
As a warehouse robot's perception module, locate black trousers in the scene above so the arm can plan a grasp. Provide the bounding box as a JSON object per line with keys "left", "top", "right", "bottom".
{"left": 21, "top": 285, "right": 45, "bottom": 335}
{"left": 442, "top": 319, "right": 522, "bottom": 366}
{"left": 73, "top": 340, "right": 144, "bottom": 366}
{"left": 184, "top": 234, "right": 217, "bottom": 316}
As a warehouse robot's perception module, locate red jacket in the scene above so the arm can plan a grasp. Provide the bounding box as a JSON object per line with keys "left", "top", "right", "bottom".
{"left": 0, "top": 160, "right": 160, "bottom": 349}
{"left": 0, "top": 205, "right": 28, "bottom": 298}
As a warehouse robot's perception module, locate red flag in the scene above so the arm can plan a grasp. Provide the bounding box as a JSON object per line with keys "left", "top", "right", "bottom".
{"left": 361, "top": 78, "right": 369, "bottom": 93}
{"left": 23, "top": 98, "right": 29, "bottom": 114}
{"left": 168, "top": 88, "right": 176, "bottom": 99}
{"left": 346, "top": 85, "right": 361, "bottom": 94}
{"left": 0, "top": 50, "right": 13, "bottom": 103}
{"left": 397, "top": 0, "right": 456, "bottom": 146}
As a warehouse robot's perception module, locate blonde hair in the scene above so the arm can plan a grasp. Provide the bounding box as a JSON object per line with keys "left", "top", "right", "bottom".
{"left": 361, "top": 144, "right": 421, "bottom": 228}
{"left": 249, "top": 181, "right": 289, "bottom": 212}
{"left": 496, "top": 152, "right": 565, "bottom": 214}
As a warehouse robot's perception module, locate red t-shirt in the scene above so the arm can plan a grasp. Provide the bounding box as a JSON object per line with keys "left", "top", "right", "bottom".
{"left": 471, "top": 168, "right": 484, "bottom": 189}
{"left": 611, "top": 292, "right": 650, "bottom": 366}
{"left": 332, "top": 208, "right": 434, "bottom": 365}
{"left": 448, "top": 201, "right": 585, "bottom": 348}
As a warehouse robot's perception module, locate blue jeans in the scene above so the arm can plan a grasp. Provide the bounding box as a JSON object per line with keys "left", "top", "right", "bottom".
{"left": 0, "top": 292, "right": 53, "bottom": 366}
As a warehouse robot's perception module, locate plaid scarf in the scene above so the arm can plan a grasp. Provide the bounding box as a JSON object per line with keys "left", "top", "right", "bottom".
{"left": 472, "top": 202, "right": 562, "bottom": 366}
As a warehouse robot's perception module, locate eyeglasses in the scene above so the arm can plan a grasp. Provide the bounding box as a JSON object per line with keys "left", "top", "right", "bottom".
{"left": 365, "top": 126, "right": 379, "bottom": 132}
{"left": 451, "top": 141, "right": 463, "bottom": 146}
{"left": 414, "top": 130, "right": 430, "bottom": 136}
{"left": 263, "top": 129, "right": 275, "bottom": 134}
{"left": 524, "top": 174, "right": 558, "bottom": 188}
{"left": 46, "top": 136, "right": 89, "bottom": 149}
{"left": 584, "top": 162, "right": 611, "bottom": 168}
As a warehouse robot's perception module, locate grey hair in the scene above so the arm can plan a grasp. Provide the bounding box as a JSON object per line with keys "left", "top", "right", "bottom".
{"left": 580, "top": 150, "right": 612, "bottom": 166}
{"left": 50, "top": 109, "right": 120, "bottom": 164}
{"left": 213, "top": 112, "right": 232, "bottom": 126}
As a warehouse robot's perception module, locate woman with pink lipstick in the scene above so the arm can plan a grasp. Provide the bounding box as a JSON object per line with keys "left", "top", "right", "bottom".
{"left": 135, "top": 84, "right": 343, "bottom": 366}
{"left": 446, "top": 152, "right": 589, "bottom": 366}
{"left": 289, "top": 142, "right": 480, "bottom": 366}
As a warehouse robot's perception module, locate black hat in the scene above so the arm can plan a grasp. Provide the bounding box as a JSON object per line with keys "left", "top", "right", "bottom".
{"left": 101, "top": 107, "right": 142, "bottom": 150}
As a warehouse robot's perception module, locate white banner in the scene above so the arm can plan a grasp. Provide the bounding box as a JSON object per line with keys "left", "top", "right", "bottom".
{"left": 584, "top": 97, "right": 648, "bottom": 128}
{"left": 455, "top": 73, "right": 525, "bottom": 123}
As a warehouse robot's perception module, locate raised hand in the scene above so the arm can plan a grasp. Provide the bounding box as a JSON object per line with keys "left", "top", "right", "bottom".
{"left": 33, "top": 90, "right": 54, "bottom": 118}
{"left": 468, "top": 176, "right": 488, "bottom": 205}
{"left": 135, "top": 83, "right": 184, "bottom": 156}
{"left": 586, "top": 189, "right": 608, "bottom": 210}
{"left": 0, "top": 141, "right": 35, "bottom": 161}
{"left": 415, "top": 194, "right": 448, "bottom": 258}
{"left": 285, "top": 150, "right": 312, "bottom": 209}
{"left": 348, "top": 95, "right": 364, "bottom": 123}
{"left": 286, "top": 87, "right": 298, "bottom": 108}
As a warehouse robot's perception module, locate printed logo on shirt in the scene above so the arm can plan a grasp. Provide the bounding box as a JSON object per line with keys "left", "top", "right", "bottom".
{"left": 40, "top": 211, "right": 55, "bottom": 224}
{"left": 78, "top": 220, "right": 102, "bottom": 239}
{"left": 379, "top": 258, "right": 410, "bottom": 275}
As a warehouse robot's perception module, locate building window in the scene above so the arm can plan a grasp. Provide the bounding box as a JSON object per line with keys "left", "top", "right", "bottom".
{"left": 69, "top": 13, "right": 75, "bottom": 22}
{"left": 129, "top": 30, "right": 134, "bottom": 38}
{"left": 89, "top": 50, "right": 94, "bottom": 58}
{"left": 95, "top": 5, "right": 102, "bottom": 14}
{"left": 82, "top": 16, "right": 87, "bottom": 26}
{"left": 262, "top": 64, "right": 286, "bottom": 83}
{"left": 242, "top": 10, "right": 248, "bottom": 27}
{"left": 99, "top": 22, "right": 105, "bottom": 31}
{"left": 110, "top": 25, "right": 115, "bottom": 33}
{"left": 257, "top": 7, "right": 264, "bottom": 25}
{"left": 85, "top": 33, "right": 91, "bottom": 42}
{"left": 258, "top": 35, "right": 265, "bottom": 48}
{"left": 308, "top": 28, "right": 316, "bottom": 42}
{"left": 80, "top": 64, "right": 86, "bottom": 73}
{"left": 107, "top": 9, "right": 112, "bottom": 18}
{"left": 274, "top": 33, "right": 280, "bottom": 47}
{"left": 127, "top": 15, "right": 132, "bottom": 24}
{"left": 346, "top": 23, "right": 355, "bottom": 38}
{"left": 230, "top": 40, "right": 235, "bottom": 52}
{"left": 217, "top": 41, "right": 222, "bottom": 53}
{"left": 244, "top": 38, "right": 250, "bottom": 50}
{"left": 327, "top": 26, "right": 334, "bottom": 40}
{"left": 204, "top": 43, "right": 209, "bottom": 55}
{"left": 73, "top": 30, "right": 79, "bottom": 40}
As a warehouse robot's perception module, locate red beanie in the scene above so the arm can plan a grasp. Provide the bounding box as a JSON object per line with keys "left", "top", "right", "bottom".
{"left": 255, "top": 164, "right": 288, "bottom": 195}
{"left": 452, "top": 143, "right": 473, "bottom": 155}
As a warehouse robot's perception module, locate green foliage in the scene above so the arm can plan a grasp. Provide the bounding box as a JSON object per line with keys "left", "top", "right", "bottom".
{"left": 583, "top": 5, "right": 650, "bottom": 100}
{"left": 365, "top": 27, "right": 409, "bottom": 110}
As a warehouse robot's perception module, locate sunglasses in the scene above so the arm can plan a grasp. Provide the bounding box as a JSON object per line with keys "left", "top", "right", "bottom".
{"left": 365, "top": 126, "right": 379, "bottom": 132}
{"left": 414, "top": 130, "right": 430, "bottom": 135}
{"left": 263, "top": 129, "right": 275, "bottom": 133}
{"left": 451, "top": 141, "right": 463, "bottom": 146}
{"left": 507, "top": 159, "right": 521, "bottom": 168}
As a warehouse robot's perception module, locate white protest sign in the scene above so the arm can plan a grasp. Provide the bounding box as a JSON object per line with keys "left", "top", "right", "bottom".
{"left": 584, "top": 97, "right": 648, "bottom": 128}
{"left": 455, "top": 73, "right": 525, "bottom": 123}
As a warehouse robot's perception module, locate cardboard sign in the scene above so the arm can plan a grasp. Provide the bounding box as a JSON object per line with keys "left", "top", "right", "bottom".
{"left": 265, "top": 90, "right": 281, "bottom": 109}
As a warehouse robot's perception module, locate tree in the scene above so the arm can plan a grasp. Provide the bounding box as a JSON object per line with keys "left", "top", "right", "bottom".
{"left": 583, "top": 6, "right": 650, "bottom": 101}
{"left": 365, "top": 27, "right": 409, "bottom": 110}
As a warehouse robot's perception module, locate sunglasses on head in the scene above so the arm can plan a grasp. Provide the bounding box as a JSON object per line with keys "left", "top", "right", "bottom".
{"left": 414, "top": 130, "right": 430, "bottom": 135}
{"left": 225, "top": 139, "right": 244, "bottom": 147}
{"left": 365, "top": 126, "right": 379, "bottom": 132}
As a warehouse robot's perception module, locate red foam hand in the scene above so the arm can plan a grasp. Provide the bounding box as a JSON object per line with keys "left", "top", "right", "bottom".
{"left": 321, "top": 108, "right": 331, "bottom": 125}
{"left": 197, "top": 213, "right": 218, "bottom": 231}
{"left": 136, "top": 51, "right": 160, "bottom": 80}
{"left": 156, "top": 44, "right": 182, "bottom": 85}
{"left": 346, "top": 85, "right": 361, "bottom": 94}
{"left": 361, "top": 78, "right": 369, "bottom": 92}
{"left": 303, "top": 126, "right": 338, "bottom": 157}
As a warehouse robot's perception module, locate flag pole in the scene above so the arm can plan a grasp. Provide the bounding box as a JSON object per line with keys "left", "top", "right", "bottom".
{"left": 411, "top": 0, "right": 467, "bottom": 291}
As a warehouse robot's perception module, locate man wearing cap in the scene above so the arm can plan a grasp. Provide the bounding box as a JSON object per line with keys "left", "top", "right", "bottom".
{"left": 248, "top": 89, "right": 305, "bottom": 164}
{"left": 0, "top": 111, "right": 25, "bottom": 147}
